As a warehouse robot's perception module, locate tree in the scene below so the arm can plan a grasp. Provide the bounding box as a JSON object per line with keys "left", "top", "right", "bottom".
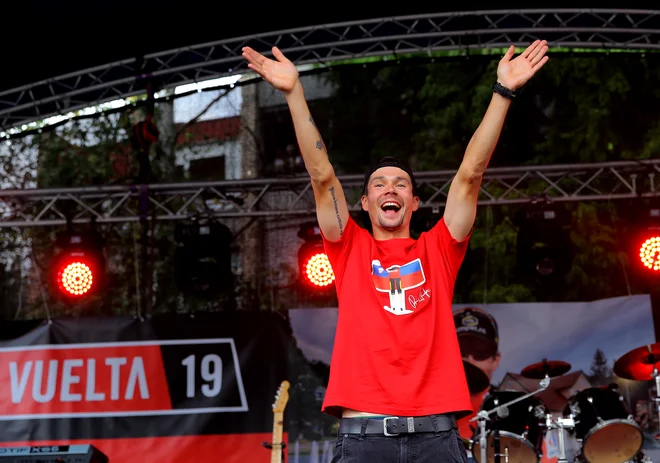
{"left": 589, "top": 348, "right": 613, "bottom": 386}
{"left": 314, "top": 61, "right": 430, "bottom": 173}
{"left": 316, "top": 53, "right": 660, "bottom": 303}
{"left": 0, "top": 105, "right": 195, "bottom": 318}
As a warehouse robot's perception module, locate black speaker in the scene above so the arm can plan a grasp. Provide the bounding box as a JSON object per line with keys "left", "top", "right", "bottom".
{"left": 0, "top": 445, "right": 108, "bottom": 463}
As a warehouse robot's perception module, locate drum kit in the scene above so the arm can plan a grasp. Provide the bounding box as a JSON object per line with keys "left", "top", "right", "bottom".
{"left": 463, "top": 342, "right": 660, "bottom": 463}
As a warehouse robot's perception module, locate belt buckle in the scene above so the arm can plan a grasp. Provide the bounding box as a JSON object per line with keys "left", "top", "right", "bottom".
{"left": 383, "top": 416, "right": 399, "bottom": 436}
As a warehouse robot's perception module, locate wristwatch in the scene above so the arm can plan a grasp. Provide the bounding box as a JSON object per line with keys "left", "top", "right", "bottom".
{"left": 492, "top": 82, "right": 516, "bottom": 100}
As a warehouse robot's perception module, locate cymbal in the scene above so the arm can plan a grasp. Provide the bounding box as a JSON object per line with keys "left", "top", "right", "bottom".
{"left": 613, "top": 343, "right": 660, "bottom": 381}
{"left": 463, "top": 359, "right": 490, "bottom": 394}
{"left": 521, "top": 359, "right": 571, "bottom": 379}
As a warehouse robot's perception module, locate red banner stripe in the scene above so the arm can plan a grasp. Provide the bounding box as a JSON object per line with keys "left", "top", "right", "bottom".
{"left": 0, "top": 345, "right": 171, "bottom": 416}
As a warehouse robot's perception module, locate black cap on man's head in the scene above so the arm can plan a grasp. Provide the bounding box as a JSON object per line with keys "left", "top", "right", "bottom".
{"left": 453, "top": 307, "right": 499, "bottom": 349}
{"left": 362, "top": 156, "right": 418, "bottom": 196}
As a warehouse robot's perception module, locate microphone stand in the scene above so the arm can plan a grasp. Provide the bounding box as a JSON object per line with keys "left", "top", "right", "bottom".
{"left": 470, "top": 376, "right": 551, "bottom": 463}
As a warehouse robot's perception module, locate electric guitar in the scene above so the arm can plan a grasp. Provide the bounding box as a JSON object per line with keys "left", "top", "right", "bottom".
{"left": 270, "top": 380, "right": 290, "bottom": 463}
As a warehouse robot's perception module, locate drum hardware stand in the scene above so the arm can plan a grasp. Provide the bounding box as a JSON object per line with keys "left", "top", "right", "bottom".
{"left": 471, "top": 376, "right": 551, "bottom": 463}
{"left": 544, "top": 415, "right": 574, "bottom": 463}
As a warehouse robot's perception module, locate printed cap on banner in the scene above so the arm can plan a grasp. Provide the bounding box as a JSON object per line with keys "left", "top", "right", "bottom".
{"left": 453, "top": 307, "right": 499, "bottom": 349}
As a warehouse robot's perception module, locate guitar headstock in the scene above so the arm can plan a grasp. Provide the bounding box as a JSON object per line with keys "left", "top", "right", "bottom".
{"left": 272, "top": 380, "right": 290, "bottom": 413}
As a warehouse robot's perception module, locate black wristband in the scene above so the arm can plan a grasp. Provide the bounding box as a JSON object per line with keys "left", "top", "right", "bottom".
{"left": 492, "top": 82, "right": 516, "bottom": 100}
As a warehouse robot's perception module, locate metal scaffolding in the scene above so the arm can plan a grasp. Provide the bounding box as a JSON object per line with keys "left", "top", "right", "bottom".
{"left": 1, "top": 9, "right": 659, "bottom": 131}
{"left": 1, "top": 159, "right": 658, "bottom": 228}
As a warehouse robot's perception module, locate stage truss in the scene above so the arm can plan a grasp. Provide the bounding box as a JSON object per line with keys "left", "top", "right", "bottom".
{"left": 0, "top": 160, "right": 658, "bottom": 228}
{"left": 1, "top": 9, "right": 660, "bottom": 131}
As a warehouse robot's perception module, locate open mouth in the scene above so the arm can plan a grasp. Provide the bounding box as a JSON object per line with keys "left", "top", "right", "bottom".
{"left": 380, "top": 201, "right": 402, "bottom": 217}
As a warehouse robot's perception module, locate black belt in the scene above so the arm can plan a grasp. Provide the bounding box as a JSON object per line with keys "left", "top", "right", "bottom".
{"left": 338, "top": 414, "right": 456, "bottom": 436}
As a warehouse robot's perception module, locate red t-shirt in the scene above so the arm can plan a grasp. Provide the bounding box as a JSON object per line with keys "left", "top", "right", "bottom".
{"left": 320, "top": 215, "right": 472, "bottom": 418}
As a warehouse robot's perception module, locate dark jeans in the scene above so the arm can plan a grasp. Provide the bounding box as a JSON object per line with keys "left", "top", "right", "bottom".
{"left": 330, "top": 427, "right": 468, "bottom": 463}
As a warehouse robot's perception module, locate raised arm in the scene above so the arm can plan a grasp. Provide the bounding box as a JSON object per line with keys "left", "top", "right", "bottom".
{"left": 444, "top": 40, "right": 549, "bottom": 241}
{"left": 242, "top": 46, "right": 349, "bottom": 242}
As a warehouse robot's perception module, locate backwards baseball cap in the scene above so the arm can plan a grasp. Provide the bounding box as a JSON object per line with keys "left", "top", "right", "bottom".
{"left": 454, "top": 307, "right": 499, "bottom": 349}
{"left": 362, "top": 156, "right": 418, "bottom": 196}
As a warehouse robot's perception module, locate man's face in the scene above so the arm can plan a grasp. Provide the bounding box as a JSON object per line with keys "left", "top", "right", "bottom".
{"left": 361, "top": 166, "right": 419, "bottom": 233}
{"left": 459, "top": 335, "right": 500, "bottom": 381}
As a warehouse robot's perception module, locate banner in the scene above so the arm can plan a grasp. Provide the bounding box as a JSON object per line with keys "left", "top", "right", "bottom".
{"left": 0, "top": 312, "right": 290, "bottom": 463}
{"left": 287, "top": 295, "right": 659, "bottom": 463}
{"left": 1, "top": 298, "right": 655, "bottom": 462}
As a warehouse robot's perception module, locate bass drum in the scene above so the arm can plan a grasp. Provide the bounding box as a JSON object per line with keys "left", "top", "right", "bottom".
{"left": 564, "top": 386, "right": 643, "bottom": 463}
{"left": 472, "top": 390, "right": 547, "bottom": 463}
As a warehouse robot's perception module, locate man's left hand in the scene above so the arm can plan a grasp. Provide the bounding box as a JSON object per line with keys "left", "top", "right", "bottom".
{"left": 497, "top": 40, "right": 549, "bottom": 90}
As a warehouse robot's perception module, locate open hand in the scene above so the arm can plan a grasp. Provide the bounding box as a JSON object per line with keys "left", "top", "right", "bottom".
{"left": 242, "top": 46, "right": 299, "bottom": 94}
{"left": 497, "top": 40, "right": 549, "bottom": 90}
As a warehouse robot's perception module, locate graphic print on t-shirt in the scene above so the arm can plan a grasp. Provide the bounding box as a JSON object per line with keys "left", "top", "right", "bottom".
{"left": 371, "top": 259, "right": 427, "bottom": 315}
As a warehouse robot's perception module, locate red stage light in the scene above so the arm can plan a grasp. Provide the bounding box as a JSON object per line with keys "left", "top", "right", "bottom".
{"left": 55, "top": 252, "right": 98, "bottom": 298}
{"left": 297, "top": 223, "right": 335, "bottom": 292}
{"left": 51, "top": 228, "right": 105, "bottom": 301}
{"left": 58, "top": 262, "right": 94, "bottom": 296}
{"left": 302, "top": 252, "right": 335, "bottom": 287}
{"left": 639, "top": 236, "right": 660, "bottom": 272}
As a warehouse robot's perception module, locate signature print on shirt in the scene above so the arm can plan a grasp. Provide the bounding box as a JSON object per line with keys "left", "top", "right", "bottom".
{"left": 371, "top": 258, "right": 429, "bottom": 315}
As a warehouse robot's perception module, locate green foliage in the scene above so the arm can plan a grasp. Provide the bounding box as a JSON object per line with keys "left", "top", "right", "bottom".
{"left": 563, "top": 203, "right": 631, "bottom": 301}
{"left": 319, "top": 55, "right": 660, "bottom": 302}
{"left": 455, "top": 206, "right": 537, "bottom": 303}
{"left": 314, "top": 63, "right": 429, "bottom": 172}
{"left": 529, "top": 56, "right": 660, "bottom": 164}
{"left": 414, "top": 60, "right": 497, "bottom": 169}
{"left": 35, "top": 115, "right": 123, "bottom": 188}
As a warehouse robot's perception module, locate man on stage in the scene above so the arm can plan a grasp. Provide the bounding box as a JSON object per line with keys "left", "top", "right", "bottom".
{"left": 242, "top": 39, "right": 548, "bottom": 462}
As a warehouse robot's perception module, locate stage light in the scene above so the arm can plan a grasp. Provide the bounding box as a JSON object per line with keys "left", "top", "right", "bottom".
{"left": 630, "top": 206, "right": 660, "bottom": 279}
{"left": 52, "top": 227, "right": 105, "bottom": 300}
{"left": 297, "top": 223, "right": 335, "bottom": 290}
{"left": 515, "top": 204, "right": 574, "bottom": 283}
{"left": 174, "top": 219, "right": 233, "bottom": 297}
{"left": 58, "top": 261, "right": 94, "bottom": 296}
{"left": 639, "top": 236, "right": 660, "bottom": 272}
{"left": 300, "top": 245, "right": 335, "bottom": 287}
{"left": 304, "top": 252, "right": 334, "bottom": 287}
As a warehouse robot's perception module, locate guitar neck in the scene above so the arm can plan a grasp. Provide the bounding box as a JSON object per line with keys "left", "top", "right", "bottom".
{"left": 270, "top": 411, "right": 284, "bottom": 463}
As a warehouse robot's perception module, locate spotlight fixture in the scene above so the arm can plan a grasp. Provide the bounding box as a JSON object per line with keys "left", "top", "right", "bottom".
{"left": 297, "top": 223, "right": 335, "bottom": 290}
{"left": 52, "top": 226, "right": 105, "bottom": 300}
{"left": 515, "top": 203, "right": 574, "bottom": 283}
{"left": 174, "top": 219, "right": 234, "bottom": 297}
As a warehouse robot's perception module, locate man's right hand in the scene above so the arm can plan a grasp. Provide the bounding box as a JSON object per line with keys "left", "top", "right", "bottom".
{"left": 242, "top": 46, "right": 299, "bottom": 94}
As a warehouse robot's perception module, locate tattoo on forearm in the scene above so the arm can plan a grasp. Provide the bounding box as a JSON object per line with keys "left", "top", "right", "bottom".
{"left": 310, "top": 116, "right": 326, "bottom": 151}
{"left": 329, "top": 186, "right": 344, "bottom": 235}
